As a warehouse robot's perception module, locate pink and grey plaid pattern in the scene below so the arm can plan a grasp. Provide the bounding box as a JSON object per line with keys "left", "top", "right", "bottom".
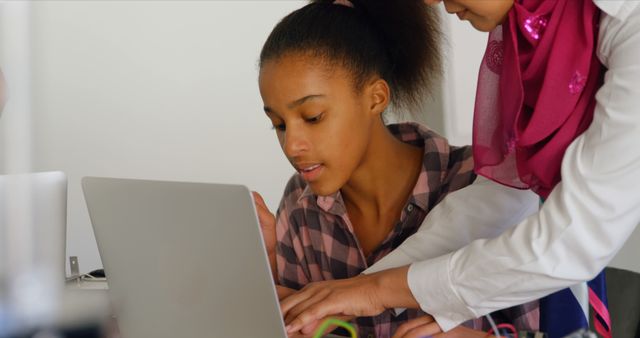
{"left": 274, "top": 122, "right": 538, "bottom": 337}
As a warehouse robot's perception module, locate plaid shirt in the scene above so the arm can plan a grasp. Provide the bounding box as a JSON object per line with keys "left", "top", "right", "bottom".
{"left": 275, "top": 122, "right": 538, "bottom": 337}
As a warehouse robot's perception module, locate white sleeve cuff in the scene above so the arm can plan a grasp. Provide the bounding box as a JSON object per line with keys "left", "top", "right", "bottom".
{"left": 408, "top": 253, "right": 476, "bottom": 332}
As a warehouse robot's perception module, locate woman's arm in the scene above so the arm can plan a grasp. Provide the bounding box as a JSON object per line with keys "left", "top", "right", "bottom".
{"left": 364, "top": 176, "right": 539, "bottom": 274}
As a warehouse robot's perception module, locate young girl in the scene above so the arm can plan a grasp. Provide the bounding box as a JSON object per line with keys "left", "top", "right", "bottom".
{"left": 254, "top": 0, "right": 539, "bottom": 337}
{"left": 279, "top": 1, "right": 640, "bottom": 338}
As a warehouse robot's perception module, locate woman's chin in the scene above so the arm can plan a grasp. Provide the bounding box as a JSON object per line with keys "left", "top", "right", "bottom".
{"left": 468, "top": 18, "right": 501, "bottom": 32}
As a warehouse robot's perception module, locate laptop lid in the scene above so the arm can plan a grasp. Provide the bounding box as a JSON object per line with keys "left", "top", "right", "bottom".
{"left": 82, "top": 177, "right": 288, "bottom": 338}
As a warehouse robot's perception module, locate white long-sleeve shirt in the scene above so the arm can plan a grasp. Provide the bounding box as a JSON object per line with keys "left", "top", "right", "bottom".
{"left": 366, "top": 1, "right": 640, "bottom": 331}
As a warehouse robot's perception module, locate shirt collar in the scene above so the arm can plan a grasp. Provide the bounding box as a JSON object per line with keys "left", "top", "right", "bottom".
{"left": 298, "top": 186, "right": 347, "bottom": 215}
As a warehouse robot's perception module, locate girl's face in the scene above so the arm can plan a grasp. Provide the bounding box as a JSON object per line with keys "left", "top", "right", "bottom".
{"left": 258, "top": 53, "right": 386, "bottom": 196}
{"left": 424, "top": 0, "right": 514, "bottom": 32}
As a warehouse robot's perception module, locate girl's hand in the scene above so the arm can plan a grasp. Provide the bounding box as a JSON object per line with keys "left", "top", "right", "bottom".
{"left": 434, "top": 326, "right": 491, "bottom": 338}
{"left": 393, "top": 315, "right": 491, "bottom": 338}
{"left": 392, "top": 315, "right": 441, "bottom": 338}
{"left": 252, "top": 191, "right": 277, "bottom": 279}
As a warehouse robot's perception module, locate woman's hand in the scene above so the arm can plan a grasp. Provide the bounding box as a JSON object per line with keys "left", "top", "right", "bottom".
{"left": 280, "top": 274, "right": 384, "bottom": 334}
{"left": 281, "top": 266, "right": 418, "bottom": 334}
{"left": 277, "top": 285, "right": 297, "bottom": 300}
{"left": 278, "top": 286, "right": 320, "bottom": 337}
{"left": 286, "top": 315, "right": 354, "bottom": 338}
{"left": 279, "top": 285, "right": 353, "bottom": 338}
{"left": 252, "top": 191, "right": 277, "bottom": 279}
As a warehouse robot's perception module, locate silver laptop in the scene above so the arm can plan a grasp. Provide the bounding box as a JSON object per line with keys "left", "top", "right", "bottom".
{"left": 82, "top": 177, "right": 344, "bottom": 338}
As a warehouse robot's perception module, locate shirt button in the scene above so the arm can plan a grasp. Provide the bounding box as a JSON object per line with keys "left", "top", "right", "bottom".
{"left": 406, "top": 204, "right": 414, "bottom": 212}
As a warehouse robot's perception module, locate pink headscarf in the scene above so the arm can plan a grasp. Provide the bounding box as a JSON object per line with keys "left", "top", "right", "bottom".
{"left": 472, "top": 0, "right": 602, "bottom": 198}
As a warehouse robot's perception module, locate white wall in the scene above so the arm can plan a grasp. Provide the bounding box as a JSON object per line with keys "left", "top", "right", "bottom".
{"left": 441, "top": 15, "right": 486, "bottom": 146}
{"left": 0, "top": 1, "right": 637, "bottom": 275}
{"left": 25, "top": 1, "right": 303, "bottom": 274}
{"left": 0, "top": 2, "right": 33, "bottom": 173}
